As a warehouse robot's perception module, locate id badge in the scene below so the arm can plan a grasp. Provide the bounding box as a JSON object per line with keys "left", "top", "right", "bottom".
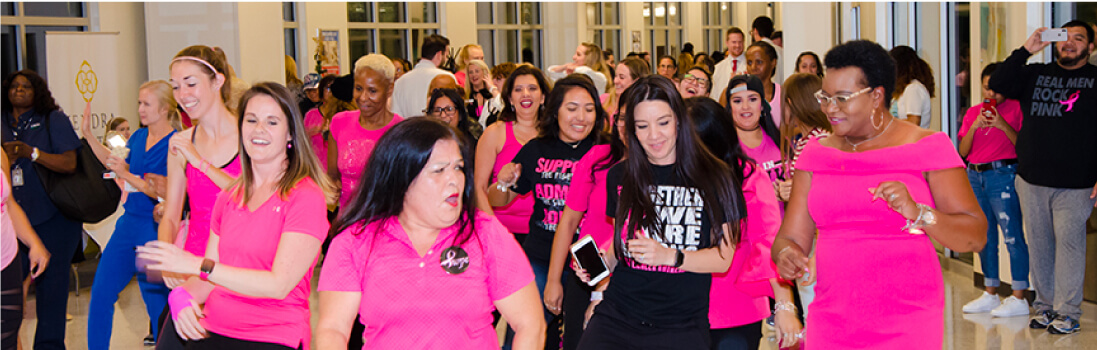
{"left": 11, "top": 166, "right": 23, "bottom": 187}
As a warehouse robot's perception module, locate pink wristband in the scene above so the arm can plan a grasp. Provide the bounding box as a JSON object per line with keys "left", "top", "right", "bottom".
{"left": 168, "top": 287, "right": 195, "bottom": 320}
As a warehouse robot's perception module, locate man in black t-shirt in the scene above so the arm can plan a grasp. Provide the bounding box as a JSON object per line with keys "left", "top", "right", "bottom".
{"left": 988, "top": 20, "right": 1097, "bottom": 335}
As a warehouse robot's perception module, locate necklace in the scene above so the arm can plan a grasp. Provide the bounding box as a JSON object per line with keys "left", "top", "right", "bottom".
{"left": 563, "top": 139, "right": 582, "bottom": 149}
{"left": 845, "top": 117, "right": 893, "bottom": 152}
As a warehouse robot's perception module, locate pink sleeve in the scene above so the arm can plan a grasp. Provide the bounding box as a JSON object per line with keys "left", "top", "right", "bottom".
{"left": 565, "top": 154, "right": 595, "bottom": 213}
{"left": 318, "top": 225, "right": 365, "bottom": 292}
{"left": 482, "top": 214, "right": 535, "bottom": 301}
{"left": 210, "top": 191, "right": 231, "bottom": 236}
{"left": 734, "top": 164, "right": 783, "bottom": 298}
{"left": 958, "top": 105, "right": 979, "bottom": 138}
{"left": 283, "top": 180, "right": 330, "bottom": 242}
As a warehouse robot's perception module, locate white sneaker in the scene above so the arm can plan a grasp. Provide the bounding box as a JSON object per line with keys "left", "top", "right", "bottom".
{"left": 963, "top": 292, "right": 1001, "bottom": 313}
{"left": 991, "top": 296, "right": 1030, "bottom": 318}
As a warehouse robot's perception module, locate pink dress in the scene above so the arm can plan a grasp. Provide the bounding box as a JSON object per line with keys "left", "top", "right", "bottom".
{"left": 795, "top": 133, "right": 963, "bottom": 349}
{"left": 184, "top": 155, "right": 243, "bottom": 256}
{"left": 302, "top": 108, "right": 328, "bottom": 172}
{"left": 331, "top": 111, "right": 404, "bottom": 209}
{"left": 490, "top": 121, "right": 534, "bottom": 235}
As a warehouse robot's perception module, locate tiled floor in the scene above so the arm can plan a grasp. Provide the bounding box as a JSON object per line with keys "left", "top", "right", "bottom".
{"left": 19, "top": 264, "right": 1097, "bottom": 349}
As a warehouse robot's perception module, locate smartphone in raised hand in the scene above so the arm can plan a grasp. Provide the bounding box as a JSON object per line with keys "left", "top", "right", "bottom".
{"left": 571, "top": 235, "right": 609, "bottom": 286}
{"left": 1041, "top": 28, "right": 1068, "bottom": 42}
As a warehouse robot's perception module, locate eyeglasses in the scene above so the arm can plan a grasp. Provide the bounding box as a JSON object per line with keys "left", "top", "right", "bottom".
{"left": 814, "top": 87, "right": 872, "bottom": 108}
{"left": 681, "top": 74, "right": 709, "bottom": 87}
{"left": 429, "top": 106, "right": 458, "bottom": 116}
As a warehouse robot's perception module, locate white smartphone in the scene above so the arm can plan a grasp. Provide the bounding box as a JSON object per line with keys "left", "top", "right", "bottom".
{"left": 570, "top": 235, "right": 610, "bottom": 286}
{"left": 1041, "top": 28, "right": 1068, "bottom": 42}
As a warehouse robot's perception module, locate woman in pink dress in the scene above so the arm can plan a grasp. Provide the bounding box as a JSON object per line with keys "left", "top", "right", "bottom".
{"left": 327, "top": 54, "right": 403, "bottom": 211}
{"left": 771, "top": 40, "right": 986, "bottom": 349}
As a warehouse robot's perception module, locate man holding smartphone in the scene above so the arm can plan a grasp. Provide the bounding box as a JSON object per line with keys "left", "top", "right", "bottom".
{"left": 988, "top": 20, "right": 1096, "bottom": 335}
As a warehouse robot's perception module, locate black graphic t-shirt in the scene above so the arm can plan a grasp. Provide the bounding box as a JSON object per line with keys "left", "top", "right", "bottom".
{"left": 602, "top": 162, "right": 714, "bottom": 327}
{"left": 512, "top": 137, "right": 595, "bottom": 262}
{"left": 989, "top": 47, "right": 1097, "bottom": 188}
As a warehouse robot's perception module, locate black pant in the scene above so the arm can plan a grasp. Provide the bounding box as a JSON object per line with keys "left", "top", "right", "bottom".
{"left": 562, "top": 271, "right": 592, "bottom": 350}
{"left": 709, "top": 321, "right": 762, "bottom": 350}
{"left": 577, "top": 303, "right": 709, "bottom": 350}
{"left": 2, "top": 253, "right": 23, "bottom": 350}
{"left": 155, "top": 307, "right": 186, "bottom": 350}
{"left": 185, "top": 332, "right": 296, "bottom": 350}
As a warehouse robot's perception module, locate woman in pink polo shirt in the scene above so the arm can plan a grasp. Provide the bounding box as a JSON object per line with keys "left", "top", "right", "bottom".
{"left": 139, "top": 82, "right": 332, "bottom": 349}
{"left": 316, "top": 118, "right": 545, "bottom": 349}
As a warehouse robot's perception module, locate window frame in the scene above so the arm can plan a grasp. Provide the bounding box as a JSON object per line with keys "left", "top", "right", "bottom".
{"left": 587, "top": 3, "right": 622, "bottom": 63}
{"left": 1, "top": 2, "right": 89, "bottom": 78}
{"left": 346, "top": 2, "right": 441, "bottom": 62}
{"left": 644, "top": 2, "right": 684, "bottom": 69}
{"left": 476, "top": 2, "right": 544, "bottom": 68}
{"left": 701, "top": 2, "right": 733, "bottom": 56}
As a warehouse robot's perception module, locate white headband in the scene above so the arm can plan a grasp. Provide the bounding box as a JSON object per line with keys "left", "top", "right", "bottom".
{"left": 171, "top": 56, "right": 218, "bottom": 75}
{"left": 727, "top": 85, "right": 748, "bottom": 95}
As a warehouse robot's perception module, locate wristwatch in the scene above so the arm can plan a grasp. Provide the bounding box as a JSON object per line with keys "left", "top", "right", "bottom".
{"left": 673, "top": 249, "right": 685, "bottom": 268}
{"left": 199, "top": 258, "right": 216, "bottom": 281}
{"left": 30, "top": 147, "right": 40, "bottom": 162}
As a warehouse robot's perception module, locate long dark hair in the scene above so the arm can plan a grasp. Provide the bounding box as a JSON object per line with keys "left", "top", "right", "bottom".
{"left": 726, "top": 74, "right": 780, "bottom": 148}
{"left": 330, "top": 118, "right": 477, "bottom": 247}
{"left": 2, "top": 70, "right": 60, "bottom": 114}
{"left": 232, "top": 82, "right": 333, "bottom": 204}
{"left": 499, "top": 65, "right": 551, "bottom": 123}
{"left": 614, "top": 75, "right": 745, "bottom": 259}
{"left": 794, "top": 51, "right": 824, "bottom": 78}
{"left": 686, "top": 96, "right": 753, "bottom": 182}
{"left": 538, "top": 74, "right": 611, "bottom": 145}
{"left": 890, "top": 45, "right": 936, "bottom": 99}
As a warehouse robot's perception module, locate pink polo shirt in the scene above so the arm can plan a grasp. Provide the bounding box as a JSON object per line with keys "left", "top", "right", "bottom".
{"left": 565, "top": 145, "right": 615, "bottom": 252}
{"left": 200, "top": 178, "right": 329, "bottom": 348}
{"left": 709, "top": 162, "right": 782, "bottom": 329}
{"left": 330, "top": 111, "right": 404, "bottom": 209}
{"left": 319, "top": 212, "right": 534, "bottom": 349}
{"left": 958, "top": 99, "right": 1023, "bottom": 164}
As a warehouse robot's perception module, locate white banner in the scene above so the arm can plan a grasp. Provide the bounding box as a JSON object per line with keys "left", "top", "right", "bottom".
{"left": 46, "top": 32, "right": 122, "bottom": 143}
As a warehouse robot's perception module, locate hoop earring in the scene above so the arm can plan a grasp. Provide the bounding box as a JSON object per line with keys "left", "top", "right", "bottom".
{"left": 871, "top": 109, "right": 882, "bottom": 130}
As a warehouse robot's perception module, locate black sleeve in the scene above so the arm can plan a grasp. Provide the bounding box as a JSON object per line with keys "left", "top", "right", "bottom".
{"left": 605, "top": 165, "right": 621, "bottom": 218}
{"left": 988, "top": 47, "right": 1040, "bottom": 101}
{"left": 511, "top": 141, "right": 538, "bottom": 195}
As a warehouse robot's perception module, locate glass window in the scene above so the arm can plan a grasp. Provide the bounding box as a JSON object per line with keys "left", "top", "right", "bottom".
{"left": 409, "top": 28, "right": 437, "bottom": 61}
{"left": 282, "top": 2, "right": 295, "bottom": 22}
{"left": 378, "top": 3, "right": 404, "bottom": 23}
{"left": 477, "top": 3, "right": 493, "bottom": 25}
{"left": 347, "top": 3, "right": 373, "bottom": 23}
{"left": 24, "top": 2, "right": 83, "bottom": 17}
{"left": 522, "top": 29, "right": 541, "bottom": 66}
{"left": 284, "top": 28, "right": 297, "bottom": 61}
{"left": 502, "top": 3, "right": 517, "bottom": 25}
{"left": 348, "top": 29, "right": 375, "bottom": 66}
{"left": 501, "top": 30, "right": 518, "bottom": 63}
{"left": 668, "top": 3, "right": 680, "bottom": 26}
{"left": 2, "top": 3, "right": 15, "bottom": 16}
{"left": 603, "top": 3, "right": 619, "bottom": 26}
{"left": 407, "top": 2, "right": 437, "bottom": 23}
{"left": 479, "top": 30, "right": 494, "bottom": 64}
{"left": 2, "top": 26, "right": 17, "bottom": 77}
{"left": 378, "top": 29, "right": 407, "bottom": 60}
{"left": 520, "top": 2, "right": 540, "bottom": 25}
{"left": 24, "top": 25, "right": 84, "bottom": 79}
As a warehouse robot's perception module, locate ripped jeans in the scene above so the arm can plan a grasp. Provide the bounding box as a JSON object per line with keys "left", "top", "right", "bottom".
{"left": 967, "top": 164, "right": 1028, "bottom": 290}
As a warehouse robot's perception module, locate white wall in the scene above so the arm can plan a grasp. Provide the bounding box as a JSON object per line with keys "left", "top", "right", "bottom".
{"left": 442, "top": 2, "right": 479, "bottom": 56}
{"left": 92, "top": 2, "right": 148, "bottom": 126}
{"left": 542, "top": 3, "right": 581, "bottom": 67}
{"left": 144, "top": 3, "right": 240, "bottom": 83}
{"left": 235, "top": 2, "right": 284, "bottom": 85}
{"left": 780, "top": 2, "right": 833, "bottom": 82}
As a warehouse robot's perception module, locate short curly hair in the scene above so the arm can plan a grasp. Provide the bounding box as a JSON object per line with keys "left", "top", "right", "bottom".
{"left": 823, "top": 40, "right": 896, "bottom": 108}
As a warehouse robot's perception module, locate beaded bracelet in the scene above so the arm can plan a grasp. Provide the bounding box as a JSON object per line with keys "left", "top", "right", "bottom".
{"left": 774, "top": 301, "right": 797, "bottom": 314}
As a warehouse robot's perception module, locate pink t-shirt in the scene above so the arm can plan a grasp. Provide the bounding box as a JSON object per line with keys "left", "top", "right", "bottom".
{"left": 958, "top": 99, "right": 1023, "bottom": 164}
{"left": 331, "top": 111, "right": 404, "bottom": 208}
{"left": 770, "top": 83, "right": 783, "bottom": 128}
{"left": 564, "top": 145, "right": 614, "bottom": 250}
{"left": 741, "top": 135, "right": 786, "bottom": 189}
{"left": 318, "top": 212, "right": 534, "bottom": 349}
{"left": 709, "top": 162, "right": 782, "bottom": 328}
{"left": 200, "top": 178, "right": 329, "bottom": 348}
{"left": 2, "top": 170, "right": 16, "bottom": 269}
{"left": 303, "top": 108, "right": 328, "bottom": 172}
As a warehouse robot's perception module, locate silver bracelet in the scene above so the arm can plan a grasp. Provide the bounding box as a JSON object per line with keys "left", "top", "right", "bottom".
{"left": 774, "top": 301, "right": 797, "bottom": 314}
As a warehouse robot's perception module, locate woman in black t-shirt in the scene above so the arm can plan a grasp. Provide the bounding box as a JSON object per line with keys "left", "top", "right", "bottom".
{"left": 487, "top": 74, "right": 614, "bottom": 348}
{"left": 576, "top": 75, "right": 747, "bottom": 349}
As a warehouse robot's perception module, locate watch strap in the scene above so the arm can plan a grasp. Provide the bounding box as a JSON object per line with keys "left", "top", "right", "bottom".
{"left": 673, "top": 249, "right": 685, "bottom": 268}
{"left": 199, "top": 258, "right": 215, "bottom": 281}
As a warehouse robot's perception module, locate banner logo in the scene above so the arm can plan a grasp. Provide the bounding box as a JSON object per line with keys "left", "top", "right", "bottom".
{"left": 75, "top": 60, "right": 98, "bottom": 102}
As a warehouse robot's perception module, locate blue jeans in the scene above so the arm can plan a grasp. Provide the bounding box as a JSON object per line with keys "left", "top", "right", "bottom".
{"left": 967, "top": 164, "right": 1028, "bottom": 290}
{"left": 503, "top": 256, "right": 562, "bottom": 350}
{"left": 87, "top": 214, "right": 170, "bottom": 350}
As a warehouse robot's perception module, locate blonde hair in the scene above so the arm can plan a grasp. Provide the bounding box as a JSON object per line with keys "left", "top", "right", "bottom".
{"left": 464, "top": 59, "right": 491, "bottom": 92}
{"left": 285, "top": 55, "right": 303, "bottom": 87}
{"left": 580, "top": 42, "right": 614, "bottom": 97}
{"left": 139, "top": 80, "right": 181, "bottom": 130}
{"left": 456, "top": 44, "right": 483, "bottom": 72}
{"left": 354, "top": 54, "right": 396, "bottom": 82}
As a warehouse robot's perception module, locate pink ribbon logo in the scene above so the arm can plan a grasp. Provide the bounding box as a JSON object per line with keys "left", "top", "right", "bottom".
{"left": 1060, "top": 90, "right": 1080, "bottom": 112}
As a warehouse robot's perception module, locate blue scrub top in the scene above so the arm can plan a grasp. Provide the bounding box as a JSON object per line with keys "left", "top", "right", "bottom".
{"left": 2, "top": 109, "right": 83, "bottom": 225}
{"left": 122, "top": 127, "right": 175, "bottom": 217}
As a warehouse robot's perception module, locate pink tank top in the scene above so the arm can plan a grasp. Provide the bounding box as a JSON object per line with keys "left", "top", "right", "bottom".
{"left": 1, "top": 170, "right": 16, "bottom": 269}
{"left": 491, "top": 122, "right": 535, "bottom": 235}
{"left": 184, "top": 155, "right": 242, "bottom": 256}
